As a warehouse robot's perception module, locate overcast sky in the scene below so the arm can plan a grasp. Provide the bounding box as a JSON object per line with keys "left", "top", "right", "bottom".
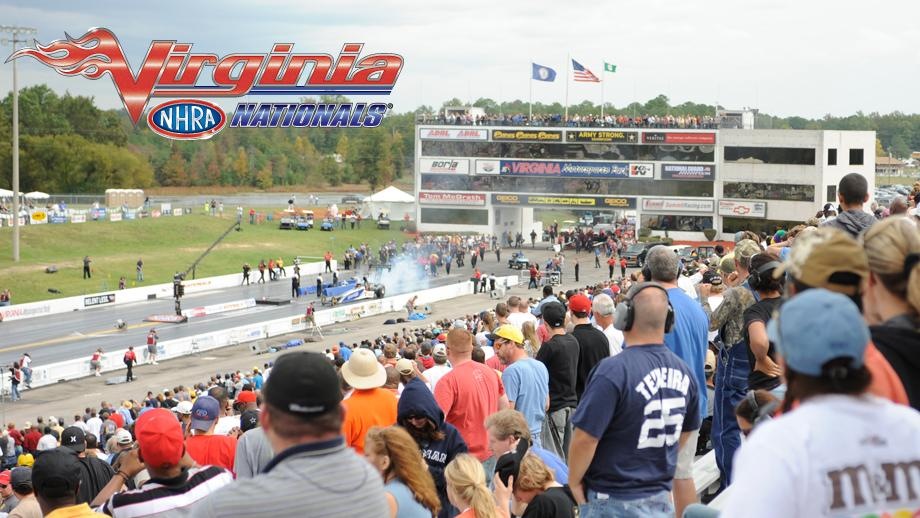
{"left": 1, "top": 0, "right": 919, "bottom": 119}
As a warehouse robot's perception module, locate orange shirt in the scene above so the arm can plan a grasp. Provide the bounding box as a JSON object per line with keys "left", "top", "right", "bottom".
{"left": 186, "top": 434, "right": 237, "bottom": 474}
{"left": 866, "top": 341, "right": 909, "bottom": 405}
{"left": 342, "top": 388, "right": 398, "bottom": 454}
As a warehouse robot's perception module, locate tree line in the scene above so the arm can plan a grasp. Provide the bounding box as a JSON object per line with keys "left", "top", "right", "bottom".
{"left": 0, "top": 86, "right": 918, "bottom": 194}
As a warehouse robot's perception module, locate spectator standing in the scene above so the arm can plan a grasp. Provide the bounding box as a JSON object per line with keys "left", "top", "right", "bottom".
{"left": 146, "top": 329, "right": 159, "bottom": 365}
{"left": 742, "top": 254, "right": 784, "bottom": 393}
{"left": 492, "top": 325, "right": 549, "bottom": 449}
{"left": 340, "top": 348, "right": 398, "bottom": 455}
{"left": 568, "top": 283, "right": 700, "bottom": 517}
{"left": 434, "top": 328, "right": 508, "bottom": 470}
{"left": 190, "top": 351, "right": 388, "bottom": 517}
{"left": 644, "top": 246, "right": 709, "bottom": 516}
{"left": 185, "top": 396, "right": 237, "bottom": 473}
{"left": 0, "top": 469, "right": 18, "bottom": 513}
{"left": 821, "top": 172, "right": 876, "bottom": 237}
{"left": 720, "top": 289, "right": 920, "bottom": 517}
{"left": 7, "top": 467, "right": 39, "bottom": 518}
{"left": 535, "top": 302, "right": 579, "bottom": 462}
{"left": 397, "top": 377, "right": 468, "bottom": 518}
{"left": 83, "top": 256, "right": 92, "bottom": 279}
{"left": 59, "top": 427, "right": 114, "bottom": 506}
{"left": 424, "top": 346, "right": 452, "bottom": 392}
{"left": 19, "top": 354, "right": 31, "bottom": 389}
{"left": 135, "top": 258, "right": 143, "bottom": 282}
{"left": 568, "top": 294, "right": 610, "bottom": 400}
{"left": 591, "top": 294, "right": 623, "bottom": 356}
{"left": 32, "top": 448, "right": 108, "bottom": 517}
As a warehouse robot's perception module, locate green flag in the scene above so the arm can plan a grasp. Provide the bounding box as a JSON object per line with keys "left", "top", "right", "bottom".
{"left": 604, "top": 62, "right": 617, "bottom": 73}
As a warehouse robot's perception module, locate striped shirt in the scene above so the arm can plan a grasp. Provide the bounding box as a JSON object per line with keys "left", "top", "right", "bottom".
{"left": 189, "top": 436, "right": 388, "bottom": 518}
{"left": 97, "top": 466, "right": 232, "bottom": 518}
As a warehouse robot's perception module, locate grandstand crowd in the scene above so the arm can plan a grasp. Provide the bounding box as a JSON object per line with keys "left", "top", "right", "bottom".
{"left": 418, "top": 112, "right": 719, "bottom": 129}
{"left": 2, "top": 172, "right": 920, "bottom": 517}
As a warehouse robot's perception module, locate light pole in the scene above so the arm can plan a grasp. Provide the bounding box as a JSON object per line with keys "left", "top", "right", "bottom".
{"left": 1, "top": 25, "right": 36, "bottom": 262}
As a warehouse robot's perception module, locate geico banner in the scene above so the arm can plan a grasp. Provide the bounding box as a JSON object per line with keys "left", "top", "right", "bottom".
{"left": 491, "top": 129, "right": 563, "bottom": 142}
{"left": 419, "top": 128, "right": 488, "bottom": 140}
{"left": 629, "top": 163, "right": 654, "bottom": 179}
{"left": 566, "top": 130, "right": 638, "bottom": 143}
{"left": 491, "top": 194, "right": 636, "bottom": 209}
{"left": 476, "top": 159, "right": 501, "bottom": 175}
{"left": 498, "top": 160, "right": 630, "bottom": 178}
{"left": 420, "top": 158, "right": 469, "bottom": 174}
{"left": 661, "top": 164, "right": 715, "bottom": 180}
{"left": 642, "top": 199, "right": 715, "bottom": 213}
{"left": 418, "top": 192, "right": 487, "bottom": 206}
{"left": 718, "top": 200, "right": 767, "bottom": 218}
{"left": 642, "top": 132, "right": 716, "bottom": 145}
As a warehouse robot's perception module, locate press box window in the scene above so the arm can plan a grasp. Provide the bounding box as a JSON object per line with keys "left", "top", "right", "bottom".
{"left": 849, "top": 149, "right": 864, "bottom": 165}
{"left": 640, "top": 214, "right": 713, "bottom": 232}
{"left": 420, "top": 208, "right": 488, "bottom": 225}
{"left": 828, "top": 148, "right": 837, "bottom": 165}
{"left": 723, "top": 146, "right": 816, "bottom": 165}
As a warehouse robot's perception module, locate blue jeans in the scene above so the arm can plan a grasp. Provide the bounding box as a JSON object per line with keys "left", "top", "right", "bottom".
{"left": 580, "top": 489, "right": 673, "bottom": 518}
{"left": 682, "top": 503, "right": 720, "bottom": 518}
{"left": 22, "top": 367, "right": 32, "bottom": 386}
{"left": 712, "top": 343, "right": 749, "bottom": 490}
{"left": 10, "top": 383, "right": 20, "bottom": 401}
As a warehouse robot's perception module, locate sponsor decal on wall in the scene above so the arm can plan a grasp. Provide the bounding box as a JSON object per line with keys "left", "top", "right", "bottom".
{"left": 661, "top": 164, "right": 715, "bottom": 180}
{"left": 641, "top": 198, "right": 715, "bottom": 212}
{"left": 419, "top": 158, "right": 469, "bottom": 174}
{"left": 419, "top": 128, "right": 488, "bottom": 140}
{"left": 491, "top": 129, "right": 563, "bottom": 142}
{"left": 491, "top": 194, "right": 636, "bottom": 208}
{"left": 84, "top": 293, "right": 116, "bottom": 307}
{"left": 642, "top": 132, "right": 716, "bottom": 145}
{"left": 498, "top": 160, "right": 630, "bottom": 178}
{"left": 566, "top": 130, "right": 638, "bottom": 143}
{"left": 718, "top": 200, "right": 767, "bottom": 218}
{"left": 475, "top": 159, "right": 501, "bottom": 175}
{"left": 418, "top": 192, "right": 486, "bottom": 206}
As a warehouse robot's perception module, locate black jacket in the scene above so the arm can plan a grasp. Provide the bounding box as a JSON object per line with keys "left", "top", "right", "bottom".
{"left": 871, "top": 318, "right": 920, "bottom": 411}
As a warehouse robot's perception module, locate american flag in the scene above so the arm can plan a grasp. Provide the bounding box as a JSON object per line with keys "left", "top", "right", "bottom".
{"left": 572, "top": 59, "right": 600, "bottom": 82}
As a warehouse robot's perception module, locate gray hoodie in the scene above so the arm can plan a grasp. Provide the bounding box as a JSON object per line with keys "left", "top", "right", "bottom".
{"left": 821, "top": 209, "right": 876, "bottom": 237}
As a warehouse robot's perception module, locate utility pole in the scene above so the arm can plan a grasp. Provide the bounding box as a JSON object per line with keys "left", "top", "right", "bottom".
{"left": 1, "top": 25, "right": 37, "bottom": 262}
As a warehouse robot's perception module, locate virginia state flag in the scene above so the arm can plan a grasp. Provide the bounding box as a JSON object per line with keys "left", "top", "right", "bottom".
{"left": 532, "top": 63, "right": 557, "bottom": 82}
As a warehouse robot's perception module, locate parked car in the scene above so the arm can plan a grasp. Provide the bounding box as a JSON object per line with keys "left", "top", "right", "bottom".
{"left": 341, "top": 194, "right": 363, "bottom": 204}
{"left": 621, "top": 241, "right": 668, "bottom": 268}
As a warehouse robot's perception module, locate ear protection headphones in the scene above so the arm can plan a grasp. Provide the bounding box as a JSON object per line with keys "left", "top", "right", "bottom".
{"left": 745, "top": 390, "right": 779, "bottom": 427}
{"left": 747, "top": 256, "right": 781, "bottom": 290}
{"left": 613, "top": 282, "right": 675, "bottom": 333}
{"left": 641, "top": 246, "right": 682, "bottom": 283}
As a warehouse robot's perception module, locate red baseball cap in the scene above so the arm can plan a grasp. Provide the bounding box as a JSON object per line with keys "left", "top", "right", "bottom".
{"left": 236, "top": 391, "right": 257, "bottom": 404}
{"left": 0, "top": 470, "right": 10, "bottom": 485}
{"left": 568, "top": 294, "right": 592, "bottom": 314}
{"left": 136, "top": 408, "right": 184, "bottom": 469}
{"left": 109, "top": 413, "right": 125, "bottom": 429}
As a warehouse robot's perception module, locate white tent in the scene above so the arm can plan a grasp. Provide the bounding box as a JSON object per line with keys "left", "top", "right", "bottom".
{"left": 362, "top": 186, "right": 415, "bottom": 222}
{"left": 24, "top": 191, "right": 49, "bottom": 199}
{"left": 0, "top": 188, "right": 13, "bottom": 198}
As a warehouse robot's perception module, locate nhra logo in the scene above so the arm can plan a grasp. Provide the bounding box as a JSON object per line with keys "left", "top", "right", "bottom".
{"left": 9, "top": 28, "right": 403, "bottom": 140}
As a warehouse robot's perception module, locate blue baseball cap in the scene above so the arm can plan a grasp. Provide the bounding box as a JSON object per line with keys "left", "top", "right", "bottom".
{"left": 189, "top": 395, "right": 221, "bottom": 431}
{"left": 767, "top": 289, "right": 869, "bottom": 377}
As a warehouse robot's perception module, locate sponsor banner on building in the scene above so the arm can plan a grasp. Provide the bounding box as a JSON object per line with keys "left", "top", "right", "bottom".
{"left": 491, "top": 193, "right": 636, "bottom": 209}
{"left": 661, "top": 164, "right": 715, "bottom": 180}
{"left": 498, "top": 160, "right": 630, "bottom": 178}
{"left": 629, "top": 163, "right": 654, "bottom": 179}
{"left": 29, "top": 210, "right": 48, "bottom": 224}
{"left": 642, "top": 132, "right": 716, "bottom": 145}
{"left": 718, "top": 200, "right": 767, "bottom": 218}
{"left": 566, "top": 130, "right": 638, "bottom": 143}
{"left": 50, "top": 215, "right": 67, "bottom": 224}
{"left": 491, "top": 129, "right": 563, "bottom": 142}
{"left": 419, "top": 158, "right": 469, "bottom": 174}
{"left": 418, "top": 192, "right": 487, "bottom": 206}
{"left": 110, "top": 212, "right": 123, "bottom": 222}
{"left": 419, "top": 128, "right": 488, "bottom": 140}
{"left": 71, "top": 213, "right": 86, "bottom": 223}
{"left": 475, "top": 159, "right": 501, "bottom": 175}
{"left": 84, "top": 293, "right": 116, "bottom": 308}
{"left": 642, "top": 198, "right": 715, "bottom": 213}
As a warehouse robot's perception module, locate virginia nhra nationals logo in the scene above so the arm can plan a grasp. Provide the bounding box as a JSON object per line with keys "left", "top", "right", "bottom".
{"left": 8, "top": 28, "right": 403, "bottom": 140}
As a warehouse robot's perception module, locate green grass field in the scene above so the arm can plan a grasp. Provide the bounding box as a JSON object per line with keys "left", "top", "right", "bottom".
{"left": 0, "top": 213, "right": 406, "bottom": 304}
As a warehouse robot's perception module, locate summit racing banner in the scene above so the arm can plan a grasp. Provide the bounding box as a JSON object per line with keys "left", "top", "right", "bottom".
{"left": 498, "top": 160, "right": 630, "bottom": 178}
{"left": 491, "top": 194, "right": 636, "bottom": 209}
{"left": 9, "top": 28, "right": 403, "bottom": 139}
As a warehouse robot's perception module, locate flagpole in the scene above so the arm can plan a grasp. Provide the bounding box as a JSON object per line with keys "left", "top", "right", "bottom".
{"left": 529, "top": 69, "right": 533, "bottom": 121}
{"left": 601, "top": 73, "right": 605, "bottom": 121}
{"left": 564, "top": 54, "right": 570, "bottom": 123}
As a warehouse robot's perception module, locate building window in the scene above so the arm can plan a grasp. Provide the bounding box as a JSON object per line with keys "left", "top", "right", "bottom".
{"left": 722, "top": 182, "right": 815, "bottom": 202}
{"left": 721, "top": 217, "right": 805, "bottom": 235}
{"left": 641, "top": 215, "right": 713, "bottom": 232}
{"left": 849, "top": 149, "right": 864, "bottom": 165}
{"left": 420, "top": 208, "right": 488, "bottom": 225}
{"left": 723, "top": 146, "right": 816, "bottom": 165}
{"left": 826, "top": 185, "right": 837, "bottom": 203}
{"left": 420, "top": 174, "right": 714, "bottom": 197}
{"left": 828, "top": 148, "right": 837, "bottom": 165}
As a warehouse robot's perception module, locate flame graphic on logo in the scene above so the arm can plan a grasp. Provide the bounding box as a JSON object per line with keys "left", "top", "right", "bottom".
{"left": 7, "top": 28, "right": 158, "bottom": 124}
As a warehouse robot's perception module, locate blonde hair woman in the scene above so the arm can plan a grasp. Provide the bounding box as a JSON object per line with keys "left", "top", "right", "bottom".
{"left": 521, "top": 321, "right": 540, "bottom": 358}
{"left": 444, "top": 454, "right": 501, "bottom": 518}
{"left": 365, "top": 426, "right": 441, "bottom": 518}
{"left": 861, "top": 215, "right": 920, "bottom": 409}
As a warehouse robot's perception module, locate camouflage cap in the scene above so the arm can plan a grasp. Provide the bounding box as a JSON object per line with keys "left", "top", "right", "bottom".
{"left": 773, "top": 227, "right": 868, "bottom": 296}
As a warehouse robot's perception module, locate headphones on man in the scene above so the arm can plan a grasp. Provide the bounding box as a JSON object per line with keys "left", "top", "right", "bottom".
{"left": 747, "top": 256, "right": 782, "bottom": 290}
{"left": 745, "top": 390, "right": 778, "bottom": 427}
{"left": 613, "top": 282, "right": 675, "bottom": 333}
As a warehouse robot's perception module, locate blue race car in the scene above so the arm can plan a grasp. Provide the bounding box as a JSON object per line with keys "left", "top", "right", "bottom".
{"left": 320, "top": 218, "right": 335, "bottom": 231}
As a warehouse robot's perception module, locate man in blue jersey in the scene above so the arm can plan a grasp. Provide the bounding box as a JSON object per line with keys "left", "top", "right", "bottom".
{"left": 568, "top": 282, "right": 700, "bottom": 518}
{"left": 645, "top": 246, "right": 709, "bottom": 516}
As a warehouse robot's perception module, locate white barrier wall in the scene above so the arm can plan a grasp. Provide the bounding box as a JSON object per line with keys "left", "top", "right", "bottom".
{"left": 4, "top": 275, "right": 518, "bottom": 393}
{"left": 0, "top": 260, "right": 336, "bottom": 323}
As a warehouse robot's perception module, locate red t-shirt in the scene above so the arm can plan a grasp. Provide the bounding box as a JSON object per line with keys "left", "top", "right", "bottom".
{"left": 186, "top": 434, "right": 237, "bottom": 474}
{"left": 434, "top": 360, "right": 505, "bottom": 461}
